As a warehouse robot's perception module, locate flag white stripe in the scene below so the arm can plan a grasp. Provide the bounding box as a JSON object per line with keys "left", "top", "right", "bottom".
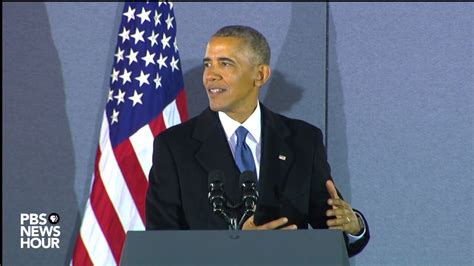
{"left": 98, "top": 112, "right": 145, "bottom": 231}
{"left": 129, "top": 124, "right": 155, "bottom": 182}
{"left": 98, "top": 112, "right": 110, "bottom": 153}
{"left": 162, "top": 100, "right": 181, "bottom": 128}
{"left": 80, "top": 198, "right": 115, "bottom": 265}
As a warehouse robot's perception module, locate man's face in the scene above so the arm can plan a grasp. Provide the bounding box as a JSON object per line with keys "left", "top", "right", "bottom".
{"left": 203, "top": 37, "right": 259, "bottom": 120}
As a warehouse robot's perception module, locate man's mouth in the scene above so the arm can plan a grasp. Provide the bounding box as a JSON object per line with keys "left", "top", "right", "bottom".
{"left": 207, "top": 88, "right": 226, "bottom": 94}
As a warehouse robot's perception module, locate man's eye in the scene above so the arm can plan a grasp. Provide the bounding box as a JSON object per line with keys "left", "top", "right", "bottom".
{"left": 221, "top": 62, "right": 231, "bottom": 67}
{"left": 203, "top": 63, "right": 210, "bottom": 68}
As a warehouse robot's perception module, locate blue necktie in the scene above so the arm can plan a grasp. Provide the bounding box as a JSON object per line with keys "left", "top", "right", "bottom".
{"left": 234, "top": 126, "right": 256, "bottom": 173}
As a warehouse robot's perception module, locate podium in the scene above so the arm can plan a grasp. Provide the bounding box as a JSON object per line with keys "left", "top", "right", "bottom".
{"left": 120, "top": 230, "right": 349, "bottom": 265}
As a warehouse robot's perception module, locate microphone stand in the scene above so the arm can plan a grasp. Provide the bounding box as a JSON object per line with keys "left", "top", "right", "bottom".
{"left": 208, "top": 171, "right": 258, "bottom": 230}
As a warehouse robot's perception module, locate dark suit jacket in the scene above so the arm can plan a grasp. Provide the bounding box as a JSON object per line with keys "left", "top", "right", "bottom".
{"left": 146, "top": 103, "right": 369, "bottom": 256}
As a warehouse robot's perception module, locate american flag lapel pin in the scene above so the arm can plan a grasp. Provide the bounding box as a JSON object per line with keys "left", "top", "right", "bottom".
{"left": 278, "top": 155, "right": 286, "bottom": 161}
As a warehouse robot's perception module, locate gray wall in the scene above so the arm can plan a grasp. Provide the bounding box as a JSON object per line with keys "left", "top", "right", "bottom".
{"left": 3, "top": 2, "right": 472, "bottom": 265}
{"left": 327, "top": 3, "right": 473, "bottom": 265}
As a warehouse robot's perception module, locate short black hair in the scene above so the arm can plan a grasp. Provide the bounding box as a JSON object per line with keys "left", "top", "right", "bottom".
{"left": 212, "top": 25, "right": 271, "bottom": 65}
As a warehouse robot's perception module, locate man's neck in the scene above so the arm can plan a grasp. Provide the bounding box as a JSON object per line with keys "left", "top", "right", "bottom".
{"left": 224, "top": 103, "right": 258, "bottom": 124}
{"left": 218, "top": 102, "right": 261, "bottom": 143}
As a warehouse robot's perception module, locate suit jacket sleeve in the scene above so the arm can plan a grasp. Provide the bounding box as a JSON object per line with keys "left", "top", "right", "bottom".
{"left": 308, "top": 127, "right": 370, "bottom": 257}
{"left": 146, "top": 133, "right": 188, "bottom": 230}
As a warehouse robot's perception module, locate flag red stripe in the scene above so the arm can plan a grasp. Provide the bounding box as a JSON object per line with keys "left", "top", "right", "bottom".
{"left": 176, "top": 89, "right": 188, "bottom": 122}
{"left": 148, "top": 113, "right": 167, "bottom": 137}
{"left": 113, "top": 140, "right": 148, "bottom": 222}
{"left": 90, "top": 148, "right": 126, "bottom": 263}
{"left": 71, "top": 233, "right": 93, "bottom": 266}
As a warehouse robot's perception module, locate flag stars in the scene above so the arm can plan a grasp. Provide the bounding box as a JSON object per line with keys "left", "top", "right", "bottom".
{"left": 161, "top": 32, "right": 171, "bottom": 50}
{"left": 128, "top": 90, "right": 144, "bottom": 107}
{"left": 170, "top": 56, "right": 179, "bottom": 72}
{"left": 136, "top": 7, "right": 151, "bottom": 24}
{"left": 154, "top": 10, "right": 162, "bottom": 26}
{"left": 118, "top": 27, "right": 130, "bottom": 43}
{"left": 130, "top": 28, "right": 145, "bottom": 44}
{"left": 154, "top": 73, "right": 162, "bottom": 89}
{"left": 148, "top": 30, "right": 159, "bottom": 47}
{"left": 123, "top": 6, "right": 136, "bottom": 23}
{"left": 156, "top": 53, "right": 168, "bottom": 69}
{"left": 135, "top": 70, "right": 150, "bottom": 87}
{"left": 165, "top": 13, "right": 174, "bottom": 30}
{"left": 108, "top": 6, "right": 182, "bottom": 130}
{"left": 114, "top": 89, "right": 126, "bottom": 105}
{"left": 107, "top": 88, "right": 114, "bottom": 102}
{"left": 126, "top": 48, "right": 139, "bottom": 65}
{"left": 110, "top": 109, "right": 119, "bottom": 125}
{"left": 114, "top": 47, "right": 124, "bottom": 63}
{"left": 120, "top": 68, "right": 132, "bottom": 85}
{"left": 111, "top": 68, "right": 119, "bottom": 84}
{"left": 141, "top": 50, "right": 156, "bottom": 67}
{"left": 173, "top": 37, "right": 179, "bottom": 52}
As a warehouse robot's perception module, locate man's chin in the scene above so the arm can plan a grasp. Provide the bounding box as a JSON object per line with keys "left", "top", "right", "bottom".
{"left": 209, "top": 102, "right": 224, "bottom": 112}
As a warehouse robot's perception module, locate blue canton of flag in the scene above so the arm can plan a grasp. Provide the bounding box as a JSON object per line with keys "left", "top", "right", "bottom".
{"left": 107, "top": 1, "right": 184, "bottom": 147}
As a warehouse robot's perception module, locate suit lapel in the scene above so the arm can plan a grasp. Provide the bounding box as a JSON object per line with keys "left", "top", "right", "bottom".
{"left": 258, "top": 104, "right": 294, "bottom": 206}
{"left": 193, "top": 108, "right": 241, "bottom": 204}
{"left": 192, "top": 105, "right": 295, "bottom": 208}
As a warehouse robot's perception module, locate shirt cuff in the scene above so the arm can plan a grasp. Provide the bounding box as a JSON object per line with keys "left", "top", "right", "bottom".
{"left": 345, "top": 211, "right": 366, "bottom": 242}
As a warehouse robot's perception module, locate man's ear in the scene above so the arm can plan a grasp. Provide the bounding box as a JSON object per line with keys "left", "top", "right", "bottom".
{"left": 254, "top": 64, "right": 271, "bottom": 88}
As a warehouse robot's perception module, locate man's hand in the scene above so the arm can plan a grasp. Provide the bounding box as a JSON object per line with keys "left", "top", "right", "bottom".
{"left": 325, "top": 180, "right": 362, "bottom": 235}
{"left": 242, "top": 215, "right": 298, "bottom": 230}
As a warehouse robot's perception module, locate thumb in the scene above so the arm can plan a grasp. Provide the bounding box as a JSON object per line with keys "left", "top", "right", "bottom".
{"left": 325, "top": 179, "right": 340, "bottom": 199}
{"left": 242, "top": 215, "right": 255, "bottom": 230}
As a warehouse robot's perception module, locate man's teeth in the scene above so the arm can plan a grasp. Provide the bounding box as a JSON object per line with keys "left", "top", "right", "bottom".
{"left": 210, "top": 88, "right": 224, "bottom": 93}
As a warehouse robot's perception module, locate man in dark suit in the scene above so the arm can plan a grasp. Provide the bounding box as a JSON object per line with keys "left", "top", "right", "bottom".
{"left": 146, "top": 25, "right": 369, "bottom": 256}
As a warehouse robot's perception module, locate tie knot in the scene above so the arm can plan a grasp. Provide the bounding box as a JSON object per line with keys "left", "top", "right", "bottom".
{"left": 235, "top": 126, "right": 249, "bottom": 143}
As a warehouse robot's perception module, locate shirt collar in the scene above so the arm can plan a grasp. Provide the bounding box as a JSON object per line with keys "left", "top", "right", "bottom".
{"left": 218, "top": 102, "right": 261, "bottom": 143}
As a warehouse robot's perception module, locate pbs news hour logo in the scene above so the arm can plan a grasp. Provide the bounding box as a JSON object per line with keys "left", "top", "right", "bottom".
{"left": 20, "top": 213, "right": 61, "bottom": 249}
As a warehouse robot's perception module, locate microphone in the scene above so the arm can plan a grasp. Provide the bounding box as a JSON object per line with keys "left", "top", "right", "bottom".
{"left": 238, "top": 171, "right": 258, "bottom": 228}
{"left": 240, "top": 171, "right": 258, "bottom": 212}
{"left": 208, "top": 170, "right": 232, "bottom": 227}
{"left": 208, "top": 170, "right": 226, "bottom": 214}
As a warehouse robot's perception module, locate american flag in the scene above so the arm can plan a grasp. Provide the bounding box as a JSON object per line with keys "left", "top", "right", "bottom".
{"left": 71, "top": 2, "right": 187, "bottom": 265}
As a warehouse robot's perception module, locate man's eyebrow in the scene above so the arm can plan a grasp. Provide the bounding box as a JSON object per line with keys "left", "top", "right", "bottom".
{"left": 203, "top": 57, "right": 236, "bottom": 63}
{"left": 217, "top": 57, "right": 235, "bottom": 63}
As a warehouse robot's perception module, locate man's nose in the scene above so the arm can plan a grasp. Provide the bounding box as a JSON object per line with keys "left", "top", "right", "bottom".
{"left": 204, "top": 67, "right": 221, "bottom": 82}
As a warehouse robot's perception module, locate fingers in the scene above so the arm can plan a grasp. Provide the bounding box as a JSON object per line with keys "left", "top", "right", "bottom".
{"left": 280, "top": 224, "right": 298, "bottom": 230}
{"left": 326, "top": 208, "right": 352, "bottom": 217}
{"left": 327, "top": 217, "right": 352, "bottom": 233}
{"left": 242, "top": 215, "right": 297, "bottom": 230}
{"left": 325, "top": 180, "right": 363, "bottom": 235}
{"left": 325, "top": 180, "right": 339, "bottom": 199}
{"left": 326, "top": 215, "right": 361, "bottom": 234}
{"left": 328, "top": 222, "right": 357, "bottom": 234}
{"left": 326, "top": 217, "right": 351, "bottom": 227}
{"left": 327, "top": 198, "right": 349, "bottom": 209}
{"left": 259, "top": 217, "right": 290, "bottom": 230}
